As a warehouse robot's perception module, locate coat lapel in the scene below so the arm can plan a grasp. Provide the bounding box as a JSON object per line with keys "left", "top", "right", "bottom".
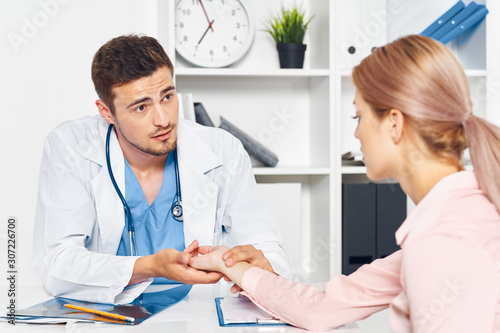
{"left": 177, "top": 120, "right": 222, "bottom": 247}
{"left": 86, "top": 119, "right": 125, "bottom": 254}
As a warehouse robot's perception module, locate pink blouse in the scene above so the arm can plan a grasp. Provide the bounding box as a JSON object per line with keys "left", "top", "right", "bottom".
{"left": 241, "top": 171, "right": 500, "bottom": 332}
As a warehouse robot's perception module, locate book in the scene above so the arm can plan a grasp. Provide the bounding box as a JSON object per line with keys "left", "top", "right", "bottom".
{"left": 182, "top": 93, "right": 196, "bottom": 122}
{"left": 177, "top": 92, "right": 185, "bottom": 119}
{"left": 193, "top": 102, "right": 215, "bottom": 127}
{"left": 219, "top": 117, "right": 279, "bottom": 167}
{"left": 420, "top": 1, "right": 465, "bottom": 37}
{"left": 438, "top": 4, "right": 488, "bottom": 44}
{"left": 341, "top": 151, "right": 364, "bottom": 166}
{"left": 430, "top": 1, "right": 480, "bottom": 40}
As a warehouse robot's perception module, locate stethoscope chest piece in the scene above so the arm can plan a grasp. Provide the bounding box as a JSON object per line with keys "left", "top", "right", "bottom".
{"left": 172, "top": 201, "right": 183, "bottom": 221}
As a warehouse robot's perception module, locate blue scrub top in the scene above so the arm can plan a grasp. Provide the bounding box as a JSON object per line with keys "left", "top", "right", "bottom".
{"left": 117, "top": 152, "right": 185, "bottom": 284}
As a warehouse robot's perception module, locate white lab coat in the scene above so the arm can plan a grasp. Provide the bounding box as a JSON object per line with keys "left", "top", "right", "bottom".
{"left": 33, "top": 115, "right": 294, "bottom": 304}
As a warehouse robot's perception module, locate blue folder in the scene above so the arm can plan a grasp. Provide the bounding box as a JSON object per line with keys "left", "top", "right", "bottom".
{"left": 430, "top": 2, "right": 479, "bottom": 40}
{"left": 438, "top": 5, "right": 488, "bottom": 44}
{"left": 420, "top": 1, "right": 465, "bottom": 37}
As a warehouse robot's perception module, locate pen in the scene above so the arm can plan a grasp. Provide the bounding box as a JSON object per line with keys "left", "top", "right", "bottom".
{"left": 64, "top": 304, "right": 135, "bottom": 323}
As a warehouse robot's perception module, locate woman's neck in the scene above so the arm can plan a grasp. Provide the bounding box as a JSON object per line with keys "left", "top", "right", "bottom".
{"left": 397, "top": 159, "right": 460, "bottom": 205}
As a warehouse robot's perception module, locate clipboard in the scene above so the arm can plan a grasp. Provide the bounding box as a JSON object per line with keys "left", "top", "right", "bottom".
{"left": 12, "top": 284, "right": 192, "bottom": 325}
{"left": 215, "top": 297, "right": 289, "bottom": 327}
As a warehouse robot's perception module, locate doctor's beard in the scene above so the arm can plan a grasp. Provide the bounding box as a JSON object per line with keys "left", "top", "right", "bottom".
{"left": 114, "top": 122, "right": 177, "bottom": 157}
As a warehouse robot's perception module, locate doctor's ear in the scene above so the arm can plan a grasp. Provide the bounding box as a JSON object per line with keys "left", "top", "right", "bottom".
{"left": 96, "top": 100, "right": 115, "bottom": 124}
{"left": 388, "top": 109, "right": 405, "bottom": 144}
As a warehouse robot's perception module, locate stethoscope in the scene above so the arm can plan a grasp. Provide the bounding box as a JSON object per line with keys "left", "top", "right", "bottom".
{"left": 105, "top": 124, "right": 183, "bottom": 256}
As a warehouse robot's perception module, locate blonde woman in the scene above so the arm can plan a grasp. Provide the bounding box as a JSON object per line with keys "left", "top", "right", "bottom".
{"left": 187, "top": 35, "right": 500, "bottom": 332}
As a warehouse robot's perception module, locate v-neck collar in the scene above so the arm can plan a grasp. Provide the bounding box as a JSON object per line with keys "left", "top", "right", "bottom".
{"left": 124, "top": 153, "right": 174, "bottom": 210}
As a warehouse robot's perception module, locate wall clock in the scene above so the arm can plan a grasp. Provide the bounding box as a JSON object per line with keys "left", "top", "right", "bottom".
{"left": 175, "top": 0, "right": 255, "bottom": 68}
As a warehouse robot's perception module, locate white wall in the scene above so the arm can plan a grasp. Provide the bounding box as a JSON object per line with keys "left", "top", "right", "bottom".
{"left": 0, "top": 0, "right": 162, "bottom": 288}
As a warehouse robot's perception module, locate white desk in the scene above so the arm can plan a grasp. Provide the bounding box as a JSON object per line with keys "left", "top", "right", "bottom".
{"left": 1, "top": 284, "right": 361, "bottom": 332}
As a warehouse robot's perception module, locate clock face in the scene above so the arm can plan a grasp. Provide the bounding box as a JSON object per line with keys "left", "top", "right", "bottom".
{"left": 175, "top": 0, "right": 255, "bottom": 68}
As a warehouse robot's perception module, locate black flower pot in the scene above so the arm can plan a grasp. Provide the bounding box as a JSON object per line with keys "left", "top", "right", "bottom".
{"left": 276, "top": 43, "right": 307, "bottom": 68}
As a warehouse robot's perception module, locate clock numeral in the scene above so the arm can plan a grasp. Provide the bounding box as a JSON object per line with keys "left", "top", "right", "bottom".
{"left": 209, "top": 50, "right": 214, "bottom": 56}
{"left": 236, "top": 22, "right": 240, "bottom": 29}
{"left": 222, "top": 46, "right": 227, "bottom": 52}
{"left": 179, "top": 22, "right": 184, "bottom": 28}
{"left": 183, "top": 36, "right": 188, "bottom": 42}
{"left": 231, "top": 9, "right": 235, "bottom": 16}
{"left": 182, "top": 9, "right": 191, "bottom": 15}
{"left": 233, "top": 35, "right": 237, "bottom": 41}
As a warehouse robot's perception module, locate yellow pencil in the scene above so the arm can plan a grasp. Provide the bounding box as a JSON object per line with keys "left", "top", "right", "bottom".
{"left": 64, "top": 304, "right": 135, "bottom": 323}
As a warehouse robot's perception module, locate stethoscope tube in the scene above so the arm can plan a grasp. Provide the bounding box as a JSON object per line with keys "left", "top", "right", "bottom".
{"left": 105, "top": 124, "right": 183, "bottom": 257}
{"left": 106, "top": 124, "right": 138, "bottom": 256}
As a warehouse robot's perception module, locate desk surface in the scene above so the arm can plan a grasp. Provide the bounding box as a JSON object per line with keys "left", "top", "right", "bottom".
{"left": 1, "top": 284, "right": 361, "bottom": 332}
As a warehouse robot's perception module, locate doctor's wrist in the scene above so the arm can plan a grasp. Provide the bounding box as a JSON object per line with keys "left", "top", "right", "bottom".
{"left": 129, "top": 255, "right": 157, "bottom": 285}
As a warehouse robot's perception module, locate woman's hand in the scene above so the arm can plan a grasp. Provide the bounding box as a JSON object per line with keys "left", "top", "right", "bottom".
{"left": 186, "top": 242, "right": 266, "bottom": 293}
{"left": 188, "top": 245, "right": 230, "bottom": 272}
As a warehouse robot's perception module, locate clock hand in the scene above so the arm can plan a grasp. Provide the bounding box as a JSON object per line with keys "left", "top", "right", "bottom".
{"left": 198, "top": 0, "right": 214, "bottom": 32}
{"left": 198, "top": 20, "right": 215, "bottom": 45}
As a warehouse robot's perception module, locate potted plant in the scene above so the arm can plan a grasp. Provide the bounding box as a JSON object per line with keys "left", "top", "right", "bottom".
{"left": 265, "top": 5, "right": 314, "bottom": 68}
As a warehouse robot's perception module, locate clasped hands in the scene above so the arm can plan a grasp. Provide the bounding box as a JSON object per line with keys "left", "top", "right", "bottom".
{"left": 181, "top": 240, "right": 274, "bottom": 293}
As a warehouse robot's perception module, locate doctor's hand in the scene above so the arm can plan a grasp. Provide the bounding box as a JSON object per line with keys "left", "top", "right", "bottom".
{"left": 221, "top": 245, "right": 275, "bottom": 293}
{"left": 155, "top": 248, "right": 224, "bottom": 285}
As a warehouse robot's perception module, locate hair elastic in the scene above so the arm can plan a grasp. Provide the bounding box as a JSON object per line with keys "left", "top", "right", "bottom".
{"left": 462, "top": 112, "right": 473, "bottom": 125}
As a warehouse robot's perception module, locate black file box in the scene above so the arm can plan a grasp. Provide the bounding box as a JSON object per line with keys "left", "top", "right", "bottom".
{"left": 342, "top": 182, "right": 407, "bottom": 275}
{"left": 376, "top": 183, "right": 406, "bottom": 259}
{"left": 342, "top": 183, "right": 377, "bottom": 275}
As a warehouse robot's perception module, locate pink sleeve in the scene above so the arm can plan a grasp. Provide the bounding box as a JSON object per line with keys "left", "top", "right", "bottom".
{"left": 403, "top": 233, "right": 499, "bottom": 332}
{"left": 241, "top": 250, "right": 403, "bottom": 331}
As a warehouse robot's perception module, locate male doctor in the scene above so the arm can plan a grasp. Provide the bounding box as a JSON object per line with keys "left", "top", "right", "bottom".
{"left": 33, "top": 35, "right": 293, "bottom": 304}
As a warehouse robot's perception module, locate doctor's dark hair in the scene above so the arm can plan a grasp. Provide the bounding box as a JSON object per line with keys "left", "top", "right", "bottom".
{"left": 91, "top": 34, "right": 174, "bottom": 114}
{"left": 352, "top": 34, "right": 500, "bottom": 213}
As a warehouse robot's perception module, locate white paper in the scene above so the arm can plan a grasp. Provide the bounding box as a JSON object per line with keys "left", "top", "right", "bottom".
{"left": 219, "top": 297, "right": 273, "bottom": 324}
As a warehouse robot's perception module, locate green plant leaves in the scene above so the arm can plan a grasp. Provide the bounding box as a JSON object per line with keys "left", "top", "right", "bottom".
{"left": 265, "top": 6, "right": 314, "bottom": 44}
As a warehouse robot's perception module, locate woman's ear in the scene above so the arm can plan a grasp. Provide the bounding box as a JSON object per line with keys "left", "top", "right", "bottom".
{"left": 388, "top": 109, "right": 405, "bottom": 144}
{"left": 96, "top": 100, "right": 115, "bottom": 124}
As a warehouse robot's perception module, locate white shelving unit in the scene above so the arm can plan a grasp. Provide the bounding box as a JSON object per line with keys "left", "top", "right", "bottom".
{"left": 158, "top": 0, "right": 500, "bottom": 283}
{"left": 334, "top": 0, "right": 500, "bottom": 277}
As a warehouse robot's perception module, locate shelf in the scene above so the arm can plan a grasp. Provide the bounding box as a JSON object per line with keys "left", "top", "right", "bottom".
{"left": 253, "top": 166, "right": 331, "bottom": 176}
{"left": 464, "top": 69, "right": 488, "bottom": 77}
{"left": 341, "top": 166, "right": 367, "bottom": 174}
{"left": 340, "top": 69, "right": 487, "bottom": 78}
{"left": 175, "top": 68, "right": 330, "bottom": 78}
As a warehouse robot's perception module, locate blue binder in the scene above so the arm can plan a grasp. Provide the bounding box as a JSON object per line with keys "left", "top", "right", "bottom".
{"left": 420, "top": 1, "right": 489, "bottom": 45}
{"left": 431, "top": 2, "right": 479, "bottom": 40}
{"left": 438, "top": 5, "right": 488, "bottom": 44}
{"left": 420, "top": 1, "right": 465, "bottom": 37}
